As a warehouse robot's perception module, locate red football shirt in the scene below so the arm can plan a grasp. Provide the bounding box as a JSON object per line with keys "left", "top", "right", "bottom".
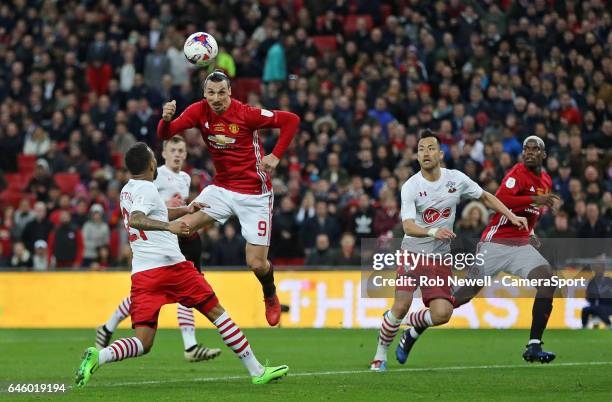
{"left": 481, "top": 163, "right": 552, "bottom": 244}
{"left": 158, "top": 99, "right": 299, "bottom": 195}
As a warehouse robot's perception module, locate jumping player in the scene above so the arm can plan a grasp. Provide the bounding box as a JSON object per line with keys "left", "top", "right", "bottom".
{"left": 157, "top": 70, "right": 300, "bottom": 326}
{"left": 395, "top": 136, "right": 559, "bottom": 364}
{"left": 95, "top": 136, "right": 220, "bottom": 362}
{"left": 369, "top": 130, "right": 528, "bottom": 371}
{"left": 75, "top": 143, "right": 288, "bottom": 387}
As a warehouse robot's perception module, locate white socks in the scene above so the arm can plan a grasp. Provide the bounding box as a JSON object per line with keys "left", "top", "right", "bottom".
{"left": 177, "top": 304, "right": 197, "bottom": 350}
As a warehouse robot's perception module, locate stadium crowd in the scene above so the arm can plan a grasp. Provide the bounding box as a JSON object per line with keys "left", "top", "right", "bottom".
{"left": 0, "top": 0, "right": 610, "bottom": 270}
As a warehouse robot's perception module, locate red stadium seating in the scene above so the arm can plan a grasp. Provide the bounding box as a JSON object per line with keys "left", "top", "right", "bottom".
{"left": 381, "top": 4, "right": 393, "bottom": 20}
{"left": 312, "top": 35, "right": 338, "bottom": 54}
{"left": 232, "top": 78, "right": 262, "bottom": 102}
{"left": 3, "top": 173, "right": 28, "bottom": 191}
{"left": 112, "top": 152, "right": 124, "bottom": 169}
{"left": 110, "top": 229, "right": 120, "bottom": 260}
{"left": 17, "top": 154, "right": 37, "bottom": 175}
{"left": 272, "top": 257, "right": 306, "bottom": 266}
{"left": 343, "top": 15, "right": 373, "bottom": 34}
{"left": 0, "top": 190, "right": 35, "bottom": 209}
{"left": 53, "top": 173, "right": 81, "bottom": 194}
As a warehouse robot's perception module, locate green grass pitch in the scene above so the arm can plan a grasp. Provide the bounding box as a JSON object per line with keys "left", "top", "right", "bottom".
{"left": 1, "top": 328, "right": 611, "bottom": 401}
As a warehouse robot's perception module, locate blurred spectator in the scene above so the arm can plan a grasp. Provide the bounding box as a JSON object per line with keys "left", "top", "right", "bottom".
{"left": 305, "top": 234, "right": 336, "bottom": 266}
{"left": 211, "top": 222, "right": 246, "bottom": 266}
{"left": 296, "top": 191, "right": 316, "bottom": 224}
{"left": 86, "top": 31, "right": 113, "bottom": 95}
{"left": 373, "top": 198, "right": 400, "bottom": 237}
{"left": 21, "top": 202, "right": 53, "bottom": 253}
{"left": 301, "top": 199, "right": 342, "bottom": 250}
{"left": 321, "top": 153, "right": 349, "bottom": 188}
{"left": 0, "top": 123, "right": 22, "bottom": 172}
{"left": 82, "top": 204, "right": 110, "bottom": 267}
{"left": 263, "top": 35, "right": 286, "bottom": 83}
{"left": 32, "top": 240, "right": 49, "bottom": 271}
{"left": 11, "top": 200, "right": 34, "bottom": 240}
{"left": 72, "top": 199, "right": 91, "bottom": 227}
{"left": 578, "top": 202, "right": 610, "bottom": 238}
{"left": 91, "top": 245, "right": 113, "bottom": 270}
{"left": 332, "top": 233, "right": 361, "bottom": 266}
{"left": 27, "top": 159, "right": 57, "bottom": 202}
{"left": 48, "top": 210, "right": 84, "bottom": 269}
{"left": 9, "top": 242, "right": 31, "bottom": 270}
{"left": 271, "top": 196, "right": 303, "bottom": 260}
{"left": 144, "top": 41, "right": 170, "bottom": 92}
{"left": 544, "top": 211, "right": 576, "bottom": 238}
{"left": 344, "top": 194, "right": 375, "bottom": 245}
{"left": 454, "top": 201, "right": 489, "bottom": 253}
{"left": 23, "top": 127, "right": 51, "bottom": 156}
{"left": 49, "top": 194, "right": 73, "bottom": 226}
{"left": 581, "top": 265, "right": 612, "bottom": 329}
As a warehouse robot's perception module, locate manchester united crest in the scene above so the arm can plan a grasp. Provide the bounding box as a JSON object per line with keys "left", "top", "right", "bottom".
{"left": 229, "top": 123, "right": 239, "bottom": 134}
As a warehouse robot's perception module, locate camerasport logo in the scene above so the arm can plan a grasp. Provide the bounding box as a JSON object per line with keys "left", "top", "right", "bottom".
{"left": 422, "top": 207, "right": 451, "bottom": 224}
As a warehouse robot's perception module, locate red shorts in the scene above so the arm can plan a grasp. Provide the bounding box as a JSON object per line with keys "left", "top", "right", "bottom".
{"left": 395, "top": 254, "right": 454, "bottom": 307}
{"left": 130, "top": 261, "right": 219, "bottom": 329}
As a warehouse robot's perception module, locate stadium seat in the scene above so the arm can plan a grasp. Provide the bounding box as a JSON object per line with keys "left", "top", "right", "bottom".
{"left": 89, "top": 160, "right": 101, "bottom": 172}
{"left": 0, "top": 190, "right": 35, "bottom": 209}
{"left": 381, "top": 4, "right": 393, "bottom": 20}
{"left": 110, "top": 229, "right": 120, "bottom": 260}
{"left": 53, "top": 173, "right": 81, "bottom": 194}
{"left": 272, "top": 257, "right": 306, "bottom": 266}
{"left": 17, "top": 154, "right": 37, "bottom": 175}
{"left": 4, "top": 173, "right": 28, "bottom": 191}
{"left": 343, "top": 15, "right": 373, "bottom": 34}
{"left": 232, "top": 78, "right": 262, "bottom": 102}
{"left": 312, "top": 36, "right": 338, "bottom": 54}
{"left": 112, "top": 152, "right": 124, "bottom": 169}
{"left": 315, "top": 15, "right": 345, "bottom": 32}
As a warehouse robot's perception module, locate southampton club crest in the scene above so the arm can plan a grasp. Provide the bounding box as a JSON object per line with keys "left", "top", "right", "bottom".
{"left": 446, "top": 180, "right": 457, "bottom": 193}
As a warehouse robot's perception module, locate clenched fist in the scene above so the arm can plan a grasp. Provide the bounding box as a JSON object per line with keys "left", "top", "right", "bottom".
{"left": 162, "top": 100, "right": 177, "bottom": 122}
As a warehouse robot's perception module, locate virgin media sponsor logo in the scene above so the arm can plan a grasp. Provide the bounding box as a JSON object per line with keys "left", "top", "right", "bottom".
{"left": 422, "top": 207, "right": 451, "bottom": 224}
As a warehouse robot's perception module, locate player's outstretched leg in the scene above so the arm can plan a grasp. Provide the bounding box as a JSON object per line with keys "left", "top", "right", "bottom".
{"left": 96, "top": 296, "right": 131, "bottom": 349}
{"left": 177, "top": 303, "right": 221, "bottom": 362}
{"left": 370, "top": 291, "right": 412, "bottom": 371}
{"left": 396, "top": 286, "right": 480, "bottom": 364}
{"left": 246, "top": 243, "right": 280, "bottom": 326}
{"left": 259, "top": 263, "right": 280, "bottom": 326}
{"left": 397, "top": 299, "right": 453, "bottom": 364}
{"left": 201, "top": 303, "right": 288, "bottom": 384}
{"left": 396, "top": 326, "right": 426, "bottom": 364}
{"left": 76, "top": 328, "right": 153, "bottom": 388}
{"left": 523, "top": 266, "right": 556, "bottom": 363}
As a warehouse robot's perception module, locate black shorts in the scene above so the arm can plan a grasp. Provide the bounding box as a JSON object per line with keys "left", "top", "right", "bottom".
{"left": 179, "top": 233, "right": 203, "bottom": 272}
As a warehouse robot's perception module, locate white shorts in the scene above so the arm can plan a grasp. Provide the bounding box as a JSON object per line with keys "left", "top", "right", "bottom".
{"left": 473, "top": 242, "right": 550, "bottom": 279}
{"left": 194, "top": 185, "right": 273, "bottom": 246}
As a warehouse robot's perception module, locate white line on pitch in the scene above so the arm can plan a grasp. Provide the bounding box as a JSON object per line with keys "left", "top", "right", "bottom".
{"left": 88, "top": 361, "right": 612, "bottom": 388}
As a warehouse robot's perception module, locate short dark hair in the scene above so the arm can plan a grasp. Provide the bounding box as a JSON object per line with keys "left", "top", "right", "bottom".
{"left": 125, "top": 142, "right": 152, "bottom": 175}
{"left": 418, "top": 129, "right": 441, "bottom": 147}
{"left": 203, "top": 70, "right": 230, "bottom": 89}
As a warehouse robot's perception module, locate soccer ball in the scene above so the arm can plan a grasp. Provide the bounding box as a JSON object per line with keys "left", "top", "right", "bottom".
{"left": 183, "top": 32, "right": 218, "bottom": 66}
